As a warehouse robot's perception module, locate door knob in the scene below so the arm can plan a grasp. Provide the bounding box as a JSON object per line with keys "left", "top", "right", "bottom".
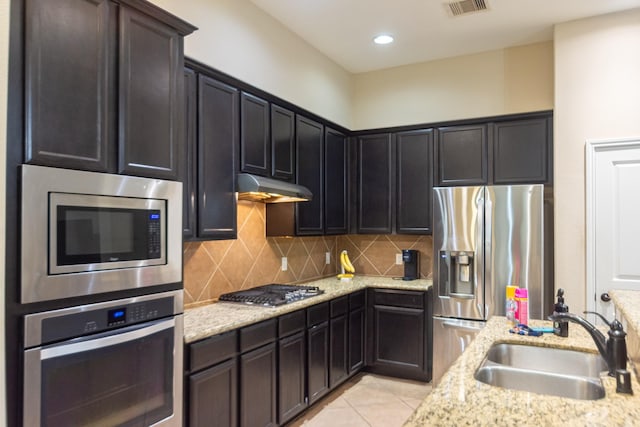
{"left": 601, "top": 292, "right": 611, "bottom": 302}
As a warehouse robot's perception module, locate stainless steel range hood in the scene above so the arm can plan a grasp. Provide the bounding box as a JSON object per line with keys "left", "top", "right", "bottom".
{"left": 237, "top": 173, "right": 312, "bottom": 203}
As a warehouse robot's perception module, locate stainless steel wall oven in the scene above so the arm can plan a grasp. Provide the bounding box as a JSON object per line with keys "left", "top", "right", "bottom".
{"left": 23, "top": 290, "right": 183, "bottom": 427}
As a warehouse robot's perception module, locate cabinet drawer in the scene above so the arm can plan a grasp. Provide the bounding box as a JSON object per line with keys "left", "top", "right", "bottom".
{"left": 307, "top": 302, "right": 329, "bottom": 327}
{"left": 371, "top": 289, "right": 424, "bottom": 309}
{"left": 330, "top": 296, "right": 348, "bottom": 318}
{"left": 279, "top": 309, "right": 306, "bottom": 337}
{"left": 240, "top": 319, "right": 277, "bottom": 353}
{"left": 349, "top": 290, "right": 365, "bottom": 310}
{"left": 188, "top": 330, "right": 238, "bottom": 373}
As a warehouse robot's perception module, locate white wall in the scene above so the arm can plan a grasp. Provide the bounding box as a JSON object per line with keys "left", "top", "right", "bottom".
{"left": 148, "top": 0, "right": 354, "bottom": 128}
{"left": 352, "top": 42, "right": 553, "bottom": 130}
{"left": 0, "top": 0, "right": 8, "bottom": 424}
{"left": 554, "top": 8, "right": 640, "bottom": 313}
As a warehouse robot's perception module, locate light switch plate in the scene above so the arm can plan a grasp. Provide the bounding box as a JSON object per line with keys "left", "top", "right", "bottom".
{"left": 396, "top": 253, "right": 403, "bottom": 265}
{"left": 281, "top": 257, "right": 288, "bottom": 271}
{"left": 325, "top": 252, "right": 331, "bottom": 265}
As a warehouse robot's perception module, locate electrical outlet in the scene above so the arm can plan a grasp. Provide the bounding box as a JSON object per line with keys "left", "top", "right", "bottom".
{"left": 281, "top": 257, "right": 288, "bottom": 271}
{"left": 396, "top": 253, "right": 403, "bottom": 265}
{"left": 325, "top": 252, "right": 331, "bottom": 265}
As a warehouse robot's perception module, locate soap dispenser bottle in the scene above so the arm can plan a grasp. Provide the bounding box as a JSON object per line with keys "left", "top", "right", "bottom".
{"left": 553, "top": 288, "right": 569, "bottom": 337}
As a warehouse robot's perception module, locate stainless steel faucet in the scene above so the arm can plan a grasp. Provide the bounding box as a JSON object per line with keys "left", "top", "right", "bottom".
{"left": 547, "top": 311, "right": 628, "bottom": 378}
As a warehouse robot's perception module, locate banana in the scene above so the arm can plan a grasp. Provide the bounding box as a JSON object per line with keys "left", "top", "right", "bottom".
{"left": 337, "top": 273, "right": 354, "bottom": 280}
{"left": 340, "top": 250, "right": 355, "bottom": 273}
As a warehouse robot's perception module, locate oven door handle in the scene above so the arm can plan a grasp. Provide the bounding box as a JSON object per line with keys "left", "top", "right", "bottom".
{"left": 40, "top": 317, "right": 175, "bottom": 360}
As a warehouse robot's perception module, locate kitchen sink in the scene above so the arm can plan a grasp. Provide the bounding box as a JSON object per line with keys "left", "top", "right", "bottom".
{"left": 474, "top": 343, "right": 607, "bottom": 400}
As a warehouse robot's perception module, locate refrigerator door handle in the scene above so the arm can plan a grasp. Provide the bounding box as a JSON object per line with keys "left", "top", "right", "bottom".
{"left": 441, "top": 320, "right": 486, "bottom": 332}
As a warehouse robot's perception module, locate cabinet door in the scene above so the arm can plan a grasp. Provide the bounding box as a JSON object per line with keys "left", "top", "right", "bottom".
{"left": 436, "top": 124, "right": 487, "bottom": 186}
{"left": 348, "top": 307, "right": 365, "bottom": 374}
{"left": 307, "top": 321, "right": 329, "bottom": 405}
{"left": 240, "top": 92, "right": 270, "bottom": 176}
{"left": 182, "top": 67, "right": 197, "bottom": 238}
{"left": 118, "top": 6, "right": 182, "bottom": 179}
{"left": 240, "top": 343, "right": 277, "bottom": 427}
{"left": 329, "top": 314, "right": 349, "bottom": 388}
{"left": 188, "top": 358, "right": 238, "bottom": 427}
{"left": 296, "top": 116, "right": 324, "bottom": 235}
{"left": 491, "top": 117, "right": 551, "bottom": 184}
{"left": 270, "top": 104, "right": 295, "bottom": 181}
{"left": 357, "top": 134, "right": 394, "bottom": 234}
{"left": 278, "top": 331, "right": 307, "bottom": 424}
{"left": 197, "top": 75, "right": 238, "bottom": 240}
{"left": 396, "top": 129, "right": 433, "bottom": 234}
{"left": 370, "top": 304, "right": 426, "bottom": 378}
{"left": 25, "top": 0, "right": 116, "bottom": 172}
{"left": 324, "top": 128, "right": 349, "bottom": 235}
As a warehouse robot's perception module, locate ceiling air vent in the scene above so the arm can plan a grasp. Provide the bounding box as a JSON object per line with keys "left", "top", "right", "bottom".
{"left": 446, "top": 0, "right": 489, "bottom": 17}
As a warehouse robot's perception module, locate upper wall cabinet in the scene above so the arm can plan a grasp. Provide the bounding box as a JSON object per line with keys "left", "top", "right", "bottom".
{"left": 24, "top": 0, "right": 196, "bottom": 180}
{"left": 491, "top": 116, "right": 552, "bottom": 184}
{"left": 296, "top": 115, "right": 324, "bottom": 235}
{"left": 435, "top": 124, "right": 488, "bottom": 186}
{"left": 324, "top": 128, "right": 349, "bottom": 235}
{"left": 240, "top": 92, "right": 270, "bottom": 176}
{"left": 357, "top": 134, "right": 394, "bottom": 234}
{"left": 271, "top": 104, "right": 295, "bottom": 181}
{"left": 239, "top": 94, "right": 296, "bottom": 182}
{"left": 435, "top": 112, "right": 553, "bottom": 187}
{"left": 396, "top": 129, "right": 433, "bottom": 234}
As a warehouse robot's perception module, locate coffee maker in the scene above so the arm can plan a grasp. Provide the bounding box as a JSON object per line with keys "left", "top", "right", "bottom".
{"left": 402, "top": 249, "right": 420, "bottom": 280}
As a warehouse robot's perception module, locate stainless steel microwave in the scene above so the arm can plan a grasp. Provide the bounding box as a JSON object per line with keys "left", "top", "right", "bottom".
{"left": 21, "top": 165, "right": 182, "bottom": 303}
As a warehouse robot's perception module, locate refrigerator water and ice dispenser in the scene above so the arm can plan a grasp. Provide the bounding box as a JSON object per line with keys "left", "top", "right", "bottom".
{"left": 438, "top": 251, "right": 475, "bottom": 297}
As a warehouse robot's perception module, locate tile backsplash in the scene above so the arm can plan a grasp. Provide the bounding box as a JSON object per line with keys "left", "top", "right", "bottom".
{"left": 183, "top": 201, "right": 433, "bottom": 308}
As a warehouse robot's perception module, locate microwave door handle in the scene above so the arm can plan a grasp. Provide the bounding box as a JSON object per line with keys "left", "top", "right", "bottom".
{"left": 40, "top": 318, "right": 175, "bottom": 360}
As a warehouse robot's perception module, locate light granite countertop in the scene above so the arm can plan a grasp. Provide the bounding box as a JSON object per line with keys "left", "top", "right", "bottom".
{"left": 183, "top": 276, "right": 431, "bottom": 344}
{"left": 610, "top": 289, "right": 640, "bottom": 333}
{"left": 404, "top": 316, "right": 640, "bottom": 427}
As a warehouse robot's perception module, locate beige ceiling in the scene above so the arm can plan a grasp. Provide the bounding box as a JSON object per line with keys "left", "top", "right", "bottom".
{"left": 249, "top": 0, "right": 640, "bottom": 73}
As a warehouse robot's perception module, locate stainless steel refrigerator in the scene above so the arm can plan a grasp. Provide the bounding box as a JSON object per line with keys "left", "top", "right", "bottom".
{"left": 431, "top": 185, "right": 552, "bottom": 384}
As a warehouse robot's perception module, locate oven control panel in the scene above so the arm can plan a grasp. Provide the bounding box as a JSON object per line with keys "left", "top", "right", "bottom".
{"left": 27, "top": 294, "right": 178, "bottom": 348}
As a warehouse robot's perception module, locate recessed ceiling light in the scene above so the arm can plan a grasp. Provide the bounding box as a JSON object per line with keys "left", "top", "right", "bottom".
{"left": 373, "top": 34, "right": 394, "bottom": 45}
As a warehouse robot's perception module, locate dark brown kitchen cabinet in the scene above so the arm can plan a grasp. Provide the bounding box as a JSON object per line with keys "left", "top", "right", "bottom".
{"left": 357, "top": 133, "right": 394, "bottom": 234}
{"left": 307, "top": 302, "right": 330, "bottom": 405}
{"left": 240, "top": 92, "right": 270, "bottom": 176}
{"left": 277, "top": 310, "right": 307, "bottom": 424}
{"left": 271, "top": 104, "right": 295, "bottom": 181}
{"left": 24, "top": 0, "right": 195, "bottom": 179}
{"left": 196, "top": 75, "right": 238, "bottom": 240}
{"left": 329, "top": 296, "right": 349, "bottom": 388}
{"left": 396, "top": 129, "right": 433, "bottom": 234}
{"left": 348, "top": 291, "right": 366, "bottom": 373}
{"left": 240, "top": 320, "right": 277, "bottom": 427}
{"left": 185, "top": 330, "right": 238, "bottom": 427}
{"left": 182, "top": 67, "right": 197, "bottom": 237}
{"left": 435, "top": 124, "right": 488, "bottom": 186}
{"left": 491, "top": 117, "right": 552, "bottom": 184}
{"left": 324, "top": 127, "right": 349, "bottom": 234}
{"left": 367, "top": 288, "right": 432, "bottom": 382}
{"left": 188, "top": 359, "right": 238, "bottom": 427}
{"left": 296, "top": 116, "right": 324, "bottom": 235}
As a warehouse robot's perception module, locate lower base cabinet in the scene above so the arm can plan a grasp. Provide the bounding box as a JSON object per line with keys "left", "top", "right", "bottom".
{"left": 278, "top": 331, "right": 307, "bottom": 424}
{"left": 185, "top": 288, "right": 430, "bottom": 426}
{"left": 366, "top": 288, "right": 432, "bottom": 382}
{"left": 188, "top": 358, "right": 238, "bottom": 427}
{"left": 240, "top": 342, "right": 278, "bottom": 427}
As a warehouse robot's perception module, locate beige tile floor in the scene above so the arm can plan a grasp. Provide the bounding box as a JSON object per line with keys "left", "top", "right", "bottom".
{"left": 286, "top": 373, "right": 432, "bottom": 427}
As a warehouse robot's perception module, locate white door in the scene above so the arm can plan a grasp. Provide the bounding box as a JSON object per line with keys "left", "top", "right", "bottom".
{"left": 586, "top": 138, "right": 640, "bottom": 323}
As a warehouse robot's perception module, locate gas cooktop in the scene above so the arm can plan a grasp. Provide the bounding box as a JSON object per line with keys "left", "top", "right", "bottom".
{"left": 218, "top": 284, "right": 324, "bottom": 307}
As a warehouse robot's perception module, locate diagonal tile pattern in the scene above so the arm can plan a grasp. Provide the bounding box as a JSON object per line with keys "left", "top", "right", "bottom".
{"left": 183, "top": 201, "right": 434, "bottom": 308}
